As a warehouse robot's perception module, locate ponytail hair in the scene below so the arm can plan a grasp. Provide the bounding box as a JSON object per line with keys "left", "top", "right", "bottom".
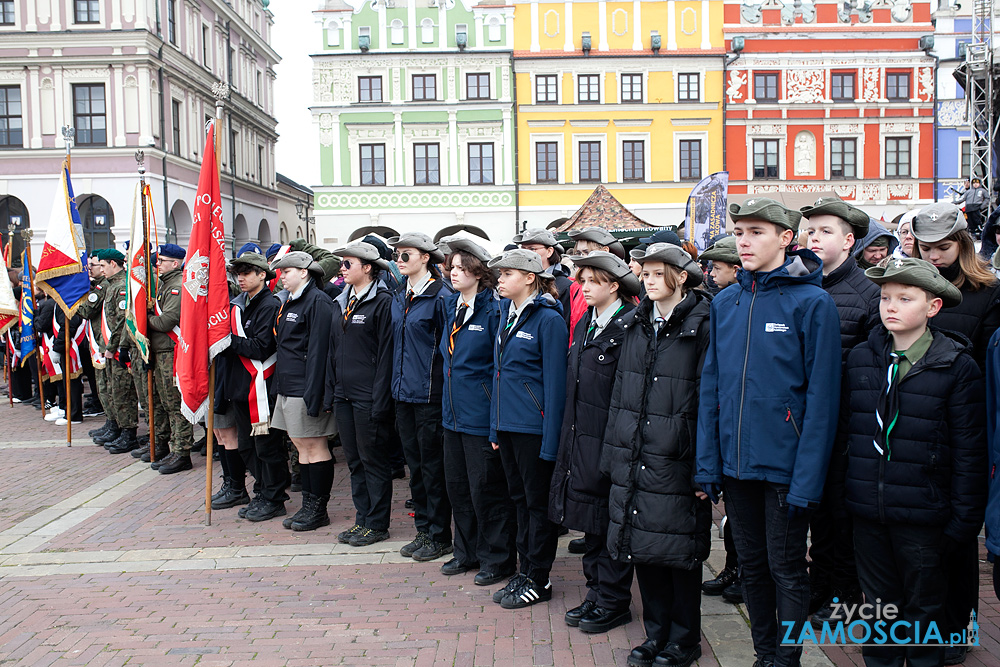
{"left": 536, "top": 275, "right": 559, "bottom": 299}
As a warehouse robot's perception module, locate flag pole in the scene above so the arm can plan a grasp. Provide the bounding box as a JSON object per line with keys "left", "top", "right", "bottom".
{"left": 136, "top": 151, "right": 156, "bottom": 463}
{"left": 61, "top": 126, "right": 75, "bottom": 447}
{"left": 22, "top": 229, "right": 45, "bottom": 423}
{"left": 204, "top": 81, "right": 229, "bottom": 527}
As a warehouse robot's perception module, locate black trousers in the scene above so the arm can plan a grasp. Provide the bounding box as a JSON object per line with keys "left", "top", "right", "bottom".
{"left": 56, "top": 376, "right": 83, "bottom": 421}
{"left": 8, "top": 356, "right": 33, "bottom": 400}
{"left": 583, "top": 531, "right": 633, "bottom": 611}
{"left": 233, "top": 398, "right": 288, "bottom": 503}
{"left": 443, "top": 428, "right": 515, "bottom": 570}
{"left": 497, "top": 430, "right": 558, "bottom": 583}
{"left": 81, "top": 348, "right": 98, "bottom": 404}
{"left": 724, "top": 477, "right": 811, "bottom": 667}
{"left": 942, "top": 536, "right": 979, "bottom": 640}
{"left": 634, "top": 563, "right": 701, "bottom": 650}
{"left": 396, "top": 401, "right": 452, "bottom": 544}
{"left": 724, "top": 516, "right": 738, "bottom": 571}
{"left": 809, "top": 451, "right": 859, "bottom": 597}
{"left": 854, "top": 518, "right": 946, "bottom": 667}
{"left": 336, "top": 399, "right": 393, "bottom": 531}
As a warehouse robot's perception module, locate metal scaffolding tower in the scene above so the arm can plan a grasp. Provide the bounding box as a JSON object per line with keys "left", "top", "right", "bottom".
{"left": 966, "top": 0, "right": 996, "bottom": 210}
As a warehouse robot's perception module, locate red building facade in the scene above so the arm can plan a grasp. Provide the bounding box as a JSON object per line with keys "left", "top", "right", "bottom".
{"left": 723, "top": 0, "right": 936, "bottom": 217}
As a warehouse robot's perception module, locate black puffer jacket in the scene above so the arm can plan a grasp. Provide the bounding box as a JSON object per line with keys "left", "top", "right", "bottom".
{"left": 822, "top": 258, "right": 880, "bottom": 363}
{"left": 930, "top": 267, "right": 1000, "bottom": 370}
{"left": 600, "top": 291, "right": 713, "bottom": 568}
{"left": 842, "top": 327, "right": 987, "bottom": 542}
{"left": 272, "top": 281, "right": 334, "bottom": 417}
{"left": 549, "top": 300, "right": 634, "bottom": 534}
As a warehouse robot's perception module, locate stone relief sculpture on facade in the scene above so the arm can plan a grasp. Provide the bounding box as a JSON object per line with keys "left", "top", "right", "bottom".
{"left": 727, "top": 70, "right": 746, "bottom": 102}
{"left": 786, "top": 70, "right": 825, "bottom": 103}
{"left": 862, "top": 68, "right": 880, "bottom": 102}
{"left": 794, "top": 131, "right": 816, "bottom": 176}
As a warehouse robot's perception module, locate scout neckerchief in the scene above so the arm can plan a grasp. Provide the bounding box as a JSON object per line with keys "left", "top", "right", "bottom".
{"left": 448, "top": 301, "right": 470, "bottom": 355}
{"left": 232, "top": 290, "right": 277, "bottom": 435}
{"left": 873, "top": 351, "right": 905, "bottom": 460}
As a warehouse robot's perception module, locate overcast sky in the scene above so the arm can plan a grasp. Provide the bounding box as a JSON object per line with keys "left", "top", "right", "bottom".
{"left": 271, "top": 1, "right": 319, "bottom": 189}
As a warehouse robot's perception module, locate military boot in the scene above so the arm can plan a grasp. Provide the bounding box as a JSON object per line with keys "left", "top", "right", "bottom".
{"left": 158, "top": 454, "right": 193, "bottom": 475}
{"left": 140, "top": 443, "right": 169, "bottom": 463}
{"left": 88, "top": 419, "right": 113, "bottom": 439}
{"left": 291, "top": 493, "right": 331, "bottom": 532}
{"left": 93, "top": 421, "right": 121, "bottom": 445}
{"left": 107, "top": 428, "right": 139, "bottom": 454}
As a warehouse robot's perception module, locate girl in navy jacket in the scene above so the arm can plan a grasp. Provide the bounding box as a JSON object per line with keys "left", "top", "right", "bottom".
{"left": 487, "top": 248, "right": 568, "bottom": 610}
{"left": 438, "top": 236, "right": 515, "bottom": 584}
{"left": 388, "top": 232, "right": 455, "bottom": 563}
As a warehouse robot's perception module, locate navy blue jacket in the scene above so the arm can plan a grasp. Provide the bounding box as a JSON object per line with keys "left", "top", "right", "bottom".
{"left": 695, "top": 249, "right": 842, "bottom": 508}
{"left": 490, "top": 293, "right": 568, "bottom": 461}
{"left": 985, "top": 328, "right": 1000, "bottom": 557}
{"left": 440, "top": 289, "right": 501, "bottom": 437}
{"left": 390, "top": 277, "right": 454, "bottom": 404}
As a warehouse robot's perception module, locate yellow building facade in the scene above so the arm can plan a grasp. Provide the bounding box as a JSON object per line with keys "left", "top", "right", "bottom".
{"left": 513, "top": 0, "right": 725, "bottom": 227}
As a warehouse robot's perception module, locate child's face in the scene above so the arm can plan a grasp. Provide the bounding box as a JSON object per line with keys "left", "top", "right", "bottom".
{"left": 497, "top": 268, "right": 534, "bottom": 301}
{"left": 801, "top": 215, "right": 854, "bottom": 268}
{"left": 710, "top": 261, "right": 739, "bottom": 288}
{"left": 577, "top": 268, "right": 618, "bottom": 308}
{"left": 879, "top": 283, "right": 942, "bottom": 335}
{"left": 916, "top": 238, "right": 960, "bottom": 269}
{"left": 641, "top": 261, "right": 681, "bottom": 301}
{"left": 733, "top": 220, "right": 793, "bottom": 272}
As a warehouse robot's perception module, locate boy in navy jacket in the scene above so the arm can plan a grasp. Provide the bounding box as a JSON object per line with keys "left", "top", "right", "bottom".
{"left": 696, "top": 198, "right": 841, "bottom": 667}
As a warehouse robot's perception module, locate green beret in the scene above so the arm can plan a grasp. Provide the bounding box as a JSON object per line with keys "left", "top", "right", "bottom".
{"left": 90, "top": 249, "right": 105, "bottom": 261}
{"left": 100, "top": 249, "right": 125, "bottom": 263}
{"left": 799, "top": 197, "right": 870, "bottom": 238}
{"left": 699, "top": 236, "right": 740, "bottom": 266}
{"left": 730, "top": 197, "right": 802, "bottom": 233}
{"left": 864, "top": 257, "right": 962, "bottom": 308}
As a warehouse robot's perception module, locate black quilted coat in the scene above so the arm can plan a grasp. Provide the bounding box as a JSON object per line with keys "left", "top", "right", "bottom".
{"left": 549, "top": 301, "right": 634, "bottom": 534}
{"left": 842, "top": 326, "right": 987, "bottom": 542}
{"left": 822, "top": 258, "right": 880, "bottom": 362}
{"left": 599, "top": 291, "right": 713, "bottom": 568}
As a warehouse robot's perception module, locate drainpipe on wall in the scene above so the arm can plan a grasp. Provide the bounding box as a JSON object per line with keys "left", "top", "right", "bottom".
{"left": 157, "top": 46, "right": 168, "bottom": 240}
{"left": 722, "top": 46, "right": 743, "bottom": 174}
{"left": 226, "top": 21, "right": 236, "bottom": 240}
{"left": 923, "top": 37, "right": 940, "bottom": 202}
{"left": 510, "top": 50, "right": 520, "bottom": 235}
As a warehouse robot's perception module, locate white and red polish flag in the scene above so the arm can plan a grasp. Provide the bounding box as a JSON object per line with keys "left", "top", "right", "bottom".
{"left": 177, "top": 120, "right": 231, "bottom": 424}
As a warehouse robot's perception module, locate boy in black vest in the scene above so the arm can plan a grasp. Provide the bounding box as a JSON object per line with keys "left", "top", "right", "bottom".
{"left": 841, "top": 258, "right": 987, "bottom": 667}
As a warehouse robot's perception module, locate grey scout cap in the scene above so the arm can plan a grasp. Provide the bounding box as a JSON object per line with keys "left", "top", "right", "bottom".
{"left": 487, "top": 248, "right": 554, "bottom": 279}
{"left": 864, "top": 256, "right": 963, "bottom": 308}
{"left": 573, "top": 250, "right": 641, "bottom": 297}
{"left": 387, "top": 232, "right": 446, "bottom": 264}
{"left": 512, "top": 227, "right": 560, "bottom": 247}
{"left": 567, "top": 226, "right": 626, "bottom": 258}
{"left": 437, "top": 235, "right": 492, "bottom": 264}
{"left": 630, "top": 242, "right": 704, "bottom": 288}
{"left": 911, "top": 203, "right": 967, "bottom": 243}
{"left": 334, "top": 242, "right": 392, "bottom": 271}
{"left": 271, "top": 250, "right": 324, "bottom": 277}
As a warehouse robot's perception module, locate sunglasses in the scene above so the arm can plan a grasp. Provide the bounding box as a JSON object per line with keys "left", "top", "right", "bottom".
{"left": 392, "top": 251, "right": 413, "bottom": 263}
{"left": 342, "top": 259, "right": 353, "bottom": 269}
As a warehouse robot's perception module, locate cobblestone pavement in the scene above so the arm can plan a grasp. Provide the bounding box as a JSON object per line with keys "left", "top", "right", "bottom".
{"left": 0, "top": 399, "right": 995, "bottom": 666}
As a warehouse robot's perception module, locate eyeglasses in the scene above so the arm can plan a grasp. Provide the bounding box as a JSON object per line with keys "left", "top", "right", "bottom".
{"left": 392, "top": 251, "right": 412, "bottom": 263}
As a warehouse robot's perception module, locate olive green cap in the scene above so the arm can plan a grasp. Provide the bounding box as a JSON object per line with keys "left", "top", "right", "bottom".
{"left": 799, "top": 197, "right": 871, "bottom": 238}
{"left": 699, "top": 236, "right": 740, "bottom": 266}
{"left": 864, "top": 257, "right": 962, "bottom": 308}
{"left": 730, "top": 197, "right": 802, "bottom": 232}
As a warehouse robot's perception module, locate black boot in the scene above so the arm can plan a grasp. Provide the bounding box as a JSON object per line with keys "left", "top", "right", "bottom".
{"left": 88, "top": 419, "right": 112, "bottom": 438}
{"left": 283, "top": 463, "right": 311, "bottom": 529}
{"left": 702, "top": 566, "right": 739, "bottom": 596}
{"left": 107, "top": 428, "right": 139, "bottom": 454}
{"left": 212, "top": 479, "right": 250, "bottom": 509}
{"left": 93, "top": 422, "right": 121, "bottom": 444}
{"left": 140, "top": 443, "right": 169, "bottom": 463}
{"left": 292, "top": 460, "right": 332, "bottom": 532}
{"left": 212, "top": 477, "right": 233, "bottom": 502}
{"left": 158, "top": 453, "right": 193, "bottom": 474}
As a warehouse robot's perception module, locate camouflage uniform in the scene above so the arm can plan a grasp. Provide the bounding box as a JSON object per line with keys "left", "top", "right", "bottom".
{"left": 102, "top": 269, "right": 138, "bottom": 429}
{"left": 147, "top": 267, "right": 192, "bottom": 454}
{"left": 76, "top": 277, "right": 114, "bottom": 423}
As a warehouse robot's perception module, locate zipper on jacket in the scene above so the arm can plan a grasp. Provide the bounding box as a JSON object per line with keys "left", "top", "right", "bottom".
{"left": 785, "top": 406, "right": 801, "bottom": 439}
{"left": 736, "top": 281, "right": 758, "bottom": 477}
{"left": 524, "top": 382, "right": 543, "bottom": 416}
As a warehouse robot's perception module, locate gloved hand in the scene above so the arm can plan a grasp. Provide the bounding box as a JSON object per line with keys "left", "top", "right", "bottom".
{"left": 51, "top": 352, "right": 62, "bottom": 364}
{"left": 699, "top": 483, "right": 722, "bottom": 504}
{"left": 118, "top": 348, "right": 131, "bottom": 368}
{"left": 787, "top": 503, "right": 811, "bottom": 521}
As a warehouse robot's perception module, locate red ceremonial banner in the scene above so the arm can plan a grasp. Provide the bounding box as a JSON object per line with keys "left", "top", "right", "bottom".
{"left": 176, "top": 121, "right": 231, "bottom": 424}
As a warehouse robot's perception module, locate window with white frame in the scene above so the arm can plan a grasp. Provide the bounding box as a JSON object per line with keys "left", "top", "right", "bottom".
{"left": 414, "top": 143, "right": 440, "bottom": 185}
{"left": 535, "top": 74, "right": 558, "bottom": 104}
{"left": 466, "top": 73, "right": 490, "bottom": 100}
{"left": 961, "top": 140, "right": 971, "bottom": 180}
{"left": 413, "top": 74, "right": 436, "bottom": 101}
{"left": 885, "top": 137, "right": 911, "bottom": 177}
{"left": 469, "top": 143, "right": 494, "bottom": 185}
{"left": 359, "top": 76, "right": 382, "bottom": 103}
{"left": 0, "top": 0, "right": 13, "bottom": 25}
{"left": 830, "top": 138, "right": 856, "bottom": 179}
{"left": 360, "top": 144, "right": 386, "bottom": 185}
{"left": 578, "top": 75, "right": 600, "bottom": 104}
{"left": 621, "top": 74, "right": 643, "bottom": 103}
{"left": 753, "top": 139, "right": 779, "bottom": 179}
{"left": 679, "top": 139, "right": 702, "bottom": 181}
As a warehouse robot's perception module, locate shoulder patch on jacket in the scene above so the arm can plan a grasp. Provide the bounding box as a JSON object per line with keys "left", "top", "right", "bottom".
{"left": 88, "top": 293, "right": 99, "bottom": 303}
{"left": 170, "top": 289, "right": 179, "bottom": 295}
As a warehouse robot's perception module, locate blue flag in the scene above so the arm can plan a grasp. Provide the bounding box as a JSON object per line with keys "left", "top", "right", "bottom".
{"left": 19, "top": 249, "right": 35, "bottom": 366}
{"left": 36, "top": 161, "right": 91, "bottom": 314}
